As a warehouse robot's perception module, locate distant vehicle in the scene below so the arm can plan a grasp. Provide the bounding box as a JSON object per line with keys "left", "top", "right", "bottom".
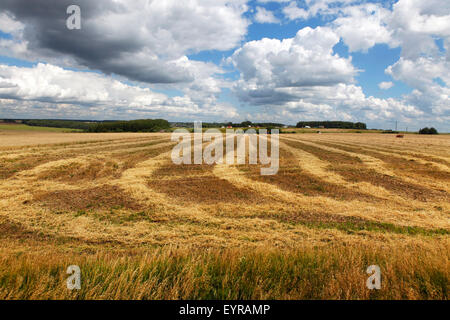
{"left": 305, "top": 126, "right": 311, "bottom": 128}
{"left": 396, "top": 134, "right": 404, "bottom": 138}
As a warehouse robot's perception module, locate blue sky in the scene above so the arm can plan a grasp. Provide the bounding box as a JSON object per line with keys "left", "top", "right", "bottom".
{"left": 0, "top": 0, "right": 448, "bottom": 131}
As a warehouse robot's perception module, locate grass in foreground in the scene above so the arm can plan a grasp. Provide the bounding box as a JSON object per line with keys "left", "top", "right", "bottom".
{"left": 0, "top": 244, "right": 447, "bottom": 300}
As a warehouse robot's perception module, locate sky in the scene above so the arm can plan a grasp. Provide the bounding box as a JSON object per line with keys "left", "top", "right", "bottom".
{"left": 0, "top": 0, "right": 449, "bottom": 131}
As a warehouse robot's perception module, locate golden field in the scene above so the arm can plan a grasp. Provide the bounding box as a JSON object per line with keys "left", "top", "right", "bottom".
{"left": 0, "top": 130, "right": 448, "bottom": 299}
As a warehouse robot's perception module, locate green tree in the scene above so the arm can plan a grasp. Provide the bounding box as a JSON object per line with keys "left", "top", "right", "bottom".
{"left": 419, "top": 127, "right": 438, "bottom": 134}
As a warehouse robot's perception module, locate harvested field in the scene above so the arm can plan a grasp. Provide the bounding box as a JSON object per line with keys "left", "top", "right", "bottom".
{"left": 0, "top": 132, "right": 448, "bottom": 299}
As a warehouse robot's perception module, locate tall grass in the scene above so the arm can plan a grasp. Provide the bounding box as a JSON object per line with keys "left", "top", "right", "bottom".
{"left": 0, "top": 245, "right": 447, "bottom": 300}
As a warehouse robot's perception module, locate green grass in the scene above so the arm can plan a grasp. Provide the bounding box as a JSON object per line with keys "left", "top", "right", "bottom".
{"left": 0, "top": 124, "right": 82, "bottom": 132}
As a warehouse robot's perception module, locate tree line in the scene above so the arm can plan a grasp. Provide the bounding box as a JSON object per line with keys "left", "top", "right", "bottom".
{"left": 22, "top": 119, "right": 170, "bottom": 132}
{"left": 87, "top": 119, "right": 170, "bottom": 132}
{"left": 172, "top": 121, "right": 286, "bottom": 128}
{"left": 296, "top": 121, "right": 367, "bottom": 129}
{"left": 23, "top": 119, "right": 93, "bottom": 130}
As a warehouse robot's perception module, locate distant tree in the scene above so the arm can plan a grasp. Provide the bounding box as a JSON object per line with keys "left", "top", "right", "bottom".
{"left": 23, "top": 119, "right": 92, "bottom": 130}
{"left": 355, "top": 122, "right": 367, "bottom": 129}
{"left": 88, "top": 119, "right": 170, "bottom": 133}
{"left": 419, "top": 127, "right": 438, "bottom": 135}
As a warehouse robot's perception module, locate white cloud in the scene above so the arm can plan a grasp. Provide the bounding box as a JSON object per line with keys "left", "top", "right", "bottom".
{"left": 0, "top": 12, "right": 24, "bottom": 36}
{"left": 388, "top": 0, "right": 450, "bottom": 59}
{"left": 379, "top": 1, "right": 450, "bottom": 120}
{"left": 282, "top": 2, "right": 309, "bottom": 20}
{"left": 230, "top": 82, "right": 425, "bottom": 127}
{"left": 254, "top": 7, "right": 280, "bottom": 24}
{"left": 0, "top": 63, "right": 238, "bottom": 120}
{"left": 281, "top": 0, "right": 449, "bottom": 55}
{"left": 386, "top": 57, "right": 449, "bottom": 89}
{"left": 386, "top": 57, "right": 450, "bottom": 116}
{"left": 231, "top": 26, "right": 356, "bottom": 93}
{"left": 0, "top": 63, "right": 160, "bottom": 105}
{"left": 333, "top": 3, "right": 393, "bottom": 52}
{"left": 282, "top": 0, "right": 360, "bottom": 21}
{"left": 378, "top": 81, "right": 394, "bottom": 90}
{"left": 276, "top": 0, "right": 449, "bottom": 129}
{"left": 282, "top": 1, "right": 393, "bottom": 52}
{"left": 229, "top": 25, "right": 430, "bottom": 127}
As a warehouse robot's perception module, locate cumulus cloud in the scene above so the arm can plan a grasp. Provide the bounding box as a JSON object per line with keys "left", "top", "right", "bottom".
{"left": 333, "top": 3, "right": 392, "bottom": 52}
{"left": 378, "top": 81, "right": 394, "bottom": 90}
{"left": 229, "top": 25, "right": 428, "bottom": 127}
{"left": 276, "top": 0, "right": 449, "bottom": 129}
{"left": 229, "top": 82, "right": 425, "bottom": 128}
{"left": 282, "top": 1, "right": 392, "bottom": 52}
{"left": 386, "top": 57, "right": 450, "bottom": 116}
{"left": 231, "top": 27, "right": 355, "bottom": 90}
{"left": 281, "top": 0, "right": 449, "bottom": 55}
{"left": 0, "top": 63, "right": 238, "bottom": 119}
{"left": 254, "top": 7, "right": 280, "bottom": 24}
{"left": 380, "top": 1, "right": 450, "bottom": 120}
{"left": 282, "top": 2, "right": 309, "bottom": 20}
{"left": 0, "top": 0, "right": 249, "bottom": 84}
{"left": 0, "top": 0, "right": 249, "bottom": 120}
{"left": 388, "top": 0, "right": 450, "bottom": 59}
{"left": 282, "top": 0, "right": 360, "bottom": 21}
{"left": 0, "top": 12, "right": 24, "bottom": 35}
